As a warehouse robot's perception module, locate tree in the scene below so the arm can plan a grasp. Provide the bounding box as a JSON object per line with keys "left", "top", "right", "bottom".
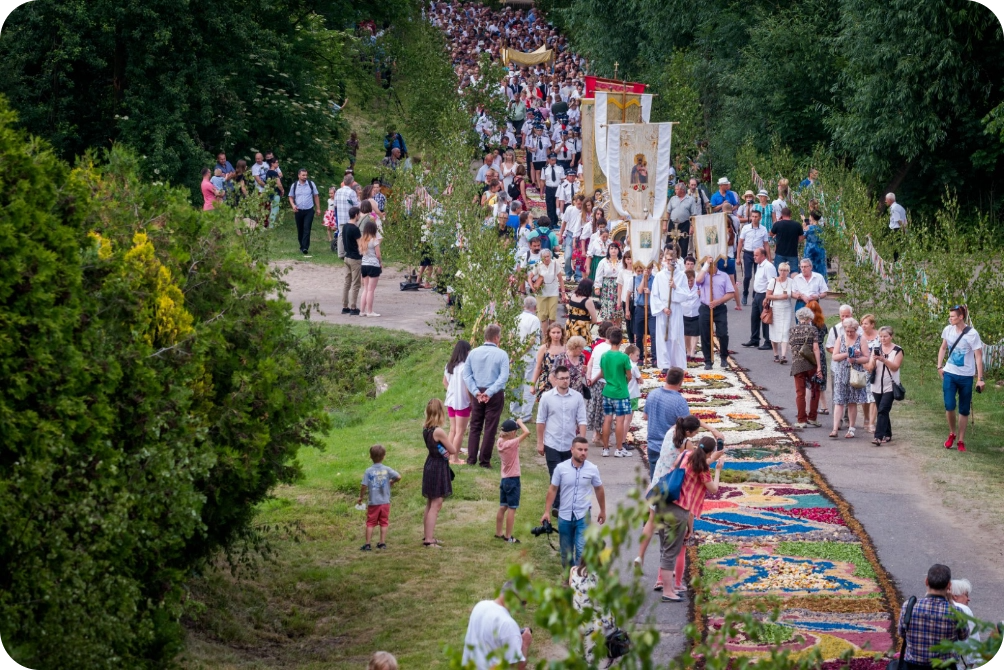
{"left": 0, "top": 100, "right": 332, "bottom": 667}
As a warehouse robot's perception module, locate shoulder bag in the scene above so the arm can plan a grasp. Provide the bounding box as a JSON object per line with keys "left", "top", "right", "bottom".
{"left": 646, "top": 451, "right": 688, "bottom": 505}
{"left": 799, "top": 329, "right": 817, "bottom": 366}
{"left": 760, "top": 280, "right": 775, "bottom": 325}
{"left": 886, "top": 595, "right": 917, "bottom": 670}
{"left": 846, "top": 337, "right": 869, "bottom": 389}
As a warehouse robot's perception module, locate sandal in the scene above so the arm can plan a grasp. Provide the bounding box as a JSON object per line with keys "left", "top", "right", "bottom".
{"left": 844, "top": 427, "right": 855, "bottom": 439}
{"left": 828, "top": 431, "right": 839, "bottom": 439}
{"left": 653, "top": 581, "right": 664, "bottom": 592}
{"left": 871, "top": 438, "right": 882, "bottom": 446}
{"left": 773, "top": 355, "right": 780, "bottom": 363}
{"left": 422, "top": 539, "right": 444, "bottom": 547}
{"left": 819, "top": 408, "right": 830, "bottom": 415}
{"left": 779, "top": 358, "right": 788, "bottom": 365}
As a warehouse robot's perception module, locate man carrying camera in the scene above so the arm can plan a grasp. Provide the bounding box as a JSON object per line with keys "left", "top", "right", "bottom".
{"left": 541, "top": 437, "right": 606, "bottom": 578}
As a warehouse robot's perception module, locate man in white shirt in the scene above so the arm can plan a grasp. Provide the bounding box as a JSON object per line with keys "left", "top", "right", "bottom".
{"left": 555, "top": 130, "right": 573, "bottom": 171}
{"left": 791, "top": 258, "right": 829, "bottom": 311}
{"left": 736, "top": 210, "right": 771, "bottom": 305}
{"left": 559, "top": 193, "right": 584, "bottom": 278}
{"left": 886, "top": 192, "right": 907, "bottom": 231}
{"left": 556, "top": 170, "right": 578, "bottom": 214}
{"left": 541, "top": 153, "right": 563, "bottom": 227}
{"left": 531, "top": 249, "right": 565, "bottom": 334}
{"left": 528, "top": 126, "right": 551, "bottom": 189}
{"left": 510, "top": 297, "right": 542, "bottom": 422}
{"left": 742, "top": 247, "right": 777, "bottom": 350}
{"left": 541, "top": 437, "right": 605, "bottom": 570}
{"left": 250, "top": 153, "right": 268, "bottom": 193}
{"left": 461, "top": 582, "right": 532, "bottom": 670}
{"left": 475, "top": 153, "right": 493, "bottom": 184}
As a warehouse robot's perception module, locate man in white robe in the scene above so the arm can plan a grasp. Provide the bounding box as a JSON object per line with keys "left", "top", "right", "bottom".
{"left": 650, "top": 252, "right": 691, "bottom": 371}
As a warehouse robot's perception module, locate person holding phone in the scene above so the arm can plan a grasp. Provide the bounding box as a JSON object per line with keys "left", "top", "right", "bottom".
{"left": 866, "top": 326, "right": 903, "bottom": 445}
{"left": 937, "top": 305, "right": 984, "bottom": 452}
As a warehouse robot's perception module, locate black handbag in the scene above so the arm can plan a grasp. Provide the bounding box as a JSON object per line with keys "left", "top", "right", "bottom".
{"left": 605, "top": 628, "right": 631, "bottom": 659}
{"left": 887, "top": 596, "right": 917, "bottom": 670}
{"left": 893, "top": 381, "right": 906, "bottom": 402}
{"left": 582, "top": 384, "right": 591, "bottom": 401}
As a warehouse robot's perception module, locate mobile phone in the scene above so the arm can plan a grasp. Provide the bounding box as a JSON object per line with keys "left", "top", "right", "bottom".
{"left": 716, "top": 438, "right": 724, "bottom": 451}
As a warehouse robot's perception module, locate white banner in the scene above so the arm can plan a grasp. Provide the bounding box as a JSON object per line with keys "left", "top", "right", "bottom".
{"left": 629, "top": 218, "right": 660, "bottom": 267}
{"left": 641, "top": 93, "right": 653, "bottom": 123}
{"left": 606, "top": 122, "right": 674, "bottom": 221}
{"left": 595, "top": 91, "right": 610, "bottom": 179}
{"left": 691, "top": 213, "right": 728, "bottom": 263}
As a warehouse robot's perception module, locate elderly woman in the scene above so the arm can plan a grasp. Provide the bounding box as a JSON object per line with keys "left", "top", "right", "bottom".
{"left": 553, "top": 336, "right": 588, "bottom": 394}
{"left": 865, "top": 326, "right": 903, "bottom": 445}
{"left": 950, "top": 578, "right": 981, "bottom": 670}
{"left": 829, "top": 317, "right": 871, "bottom": 439}
{"left": 768, "top": 262, "right": 795, "bottom": 364}
{"left": 789, "top": 307, "right": 824, "bottom": 428}
{"left": 860, "top": 314, "right": 881, "bottom": 434}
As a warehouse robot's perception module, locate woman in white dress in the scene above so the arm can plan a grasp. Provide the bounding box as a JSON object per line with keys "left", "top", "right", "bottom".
{"left": 768, "top": 262, "right": 795, "bottom": 364}
{"left": 500, "top": 149, "right": 518, "bottom": 191}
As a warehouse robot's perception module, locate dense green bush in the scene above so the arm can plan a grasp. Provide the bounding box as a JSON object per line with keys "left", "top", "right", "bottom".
{"left": 0, "top": 100, "right": 332, "bottom": 667}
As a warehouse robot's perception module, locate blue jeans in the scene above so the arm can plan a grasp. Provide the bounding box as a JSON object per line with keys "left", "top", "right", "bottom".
{"left": 647, "top": 450, "right": 660, "bottom": 482}
{"left": 558, "top": 515, "right": 588, "bottom": 568}
{"left": 943, "top": 372, "right": 974, "bottom": 416}
{"left": 563, "top": 233, "right": 576, "bottom": 277}
{"left": 774, "top": 254, "right": 799, "bottom": 272}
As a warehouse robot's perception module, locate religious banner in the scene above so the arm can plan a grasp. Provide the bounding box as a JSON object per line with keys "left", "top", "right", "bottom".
{"left": 590, "top": 91, "right": 654, "bottom": 194}
{"left": 605, "top": 122, "right": 673, "bottom": 220}
{"left": 691, "top": 213, "right": 728, "bottom": 263}
{"left": 584, "top": 76, "right": 647, "bottom": 97}
{"left": 629, "top": 217, "right": 660, "bottom": 267}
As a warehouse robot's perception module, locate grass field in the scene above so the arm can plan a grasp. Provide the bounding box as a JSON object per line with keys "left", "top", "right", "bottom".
{"left": 179, "top": 325, "right": 560, "bottom": 669}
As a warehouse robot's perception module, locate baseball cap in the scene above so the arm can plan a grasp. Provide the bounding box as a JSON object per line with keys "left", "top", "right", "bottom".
{"left": 501, "top": 418, "right": 519, "bottom": 432}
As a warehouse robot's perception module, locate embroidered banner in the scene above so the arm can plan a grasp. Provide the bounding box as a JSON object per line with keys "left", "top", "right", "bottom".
{"left": 606, "top": 122, "right": 673, "bottom": 220}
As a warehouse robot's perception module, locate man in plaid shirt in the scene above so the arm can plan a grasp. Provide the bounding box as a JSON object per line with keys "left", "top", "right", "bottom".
{"left": 900, "top": 564, "right": 969, "bottom": 667}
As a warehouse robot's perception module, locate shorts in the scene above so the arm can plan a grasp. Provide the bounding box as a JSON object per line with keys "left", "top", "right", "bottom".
{"left": 538, "top": 295, "right": 558, "bottom": 321}
{"left": 532, "top": 160, "right": 546, "bottom": 171}
{"left": 366, "top": 503, "right": 390, "bottom": 527}
{"left": 943, "top": 371, "right": 974, "bottom": 416}
{"left": 716, "top": 257, "right": 736, "bottom": 276}
{"left": 361, "top": 265, "right": 382, "bottom": 278}
{"left": 631, "top": 397, "right": 640, "bottom": 411}
{"left": 447, "top": 405, "right": 471, "bottom": 418}
{"left": 499, "top": 477, "right": 521, "bottom": 508}
{"left": 602, "top": 395, "right": 632, "bottom": 416}
{"left": 420, "top": 257, "right": 434, "bottom": 267}
{"left": 684, "top": 315, "right": 700, "bottom": 337}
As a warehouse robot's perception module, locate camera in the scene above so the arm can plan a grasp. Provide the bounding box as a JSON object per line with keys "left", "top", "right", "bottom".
{"left": 716, "top": 438, "right": 725, "bottom": 452}
{"left": 531, "top": 519, "right": 556, "bottom": 537}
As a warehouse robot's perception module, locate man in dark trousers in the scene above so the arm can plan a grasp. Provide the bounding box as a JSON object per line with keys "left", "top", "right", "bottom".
{"left": 742, "top": 247, "right": 777, "bottom": 350}
{"left": 541, "top": 152, "right": 563, "bottom": 226}
{"left": 463, "top": 324, "right": 511, "bottom": 468}
{"left": 695, "top": 255, "right": 737, "bottom": 370}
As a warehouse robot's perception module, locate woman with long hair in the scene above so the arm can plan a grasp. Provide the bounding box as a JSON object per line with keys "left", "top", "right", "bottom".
{"left": 421, "top": 399, "right": 456, "bottom": 547}
{"left": 232, "top": 159, "right": 249, "bottom": 205}
{"left": 594, "top": 242, "right": 623, "bottom": 324}
{"left": 512, "top": 164, "right": 528, "bottom": 210}
{"left": 532, "top": 323, "right": 566, "bottom": 398}
{"left": 564, "top": 278, "right": 599, "bottom": 345}
{"left": 501, "top": 149, "right": 518, "bottom": 192}
{"left": 359, "top": 219, "right": 383, "bottom": 317}
{"left": 807, "top": 300, "right": 829, "bottom": 413}
{"left": 619, "top": 250, "right": 636, "bottom": 343}
{"left": 443, "top": 340, "right": 472, "bottom": 464}
{"left": 859, "top": 314, "right": 881, "bottom": 435}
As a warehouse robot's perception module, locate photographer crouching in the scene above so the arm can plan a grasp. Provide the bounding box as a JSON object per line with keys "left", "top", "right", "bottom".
{"left": 540, "top": 437, "right": 606, "bottom": 583}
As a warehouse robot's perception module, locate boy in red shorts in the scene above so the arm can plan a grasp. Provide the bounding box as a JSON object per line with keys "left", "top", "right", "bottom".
{"left": 357, "top": 444, "right": 401, "bottom": 550}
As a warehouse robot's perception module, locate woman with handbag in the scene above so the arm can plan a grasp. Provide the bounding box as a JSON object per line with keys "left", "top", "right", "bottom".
{"left": 569, "top": 556, "right": 621, "bottom": 666}
{"left": 866, "top": 326, "right": 903, "bottom": 445}
{"left": 767, "top": 262, "right": 795, "bottom": 363}
{"left": 829, "top": 318, "right": 871, "bottom": 439}
{"left": 788, "top": 307, "right": 824, "bottom": 428}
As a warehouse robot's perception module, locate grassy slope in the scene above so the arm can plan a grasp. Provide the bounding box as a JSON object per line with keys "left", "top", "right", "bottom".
{"left": 180, "top": 325, "right": 559, "bottom": 669}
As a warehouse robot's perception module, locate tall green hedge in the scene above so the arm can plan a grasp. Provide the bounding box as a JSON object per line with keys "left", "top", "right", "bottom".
{"left": 0, "top": 99, "right": 331, "bottom": 667}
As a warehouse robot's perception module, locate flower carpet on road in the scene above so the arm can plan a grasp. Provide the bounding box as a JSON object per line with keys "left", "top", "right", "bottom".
{"left": 634, "top": 362, "right": 899, "bottom": 664}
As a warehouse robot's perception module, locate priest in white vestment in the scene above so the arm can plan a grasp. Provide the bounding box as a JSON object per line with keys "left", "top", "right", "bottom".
{"left": 650, "top": 255, "right": 692, "bottom": 370}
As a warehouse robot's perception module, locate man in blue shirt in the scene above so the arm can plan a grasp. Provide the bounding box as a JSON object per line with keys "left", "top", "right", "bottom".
{"left": 214, "top": 151, "right": 235, "bottom": 178}
{"left": 709, "top": 177, "right": 739, "bottom": 212}
{"left": 288, "top": 169, "right": 321, "bottom": 257}
{"left": 643, "top": 367, "right": 724, "bottom": 480}
{"left": 799, "top": 168, "right": 818, "bottom": 189}
{"left": 463, "top": 324, "right": 511, "bottom": 468}
{"left": 541, "top": 437, "right": 605, "bottom": 573}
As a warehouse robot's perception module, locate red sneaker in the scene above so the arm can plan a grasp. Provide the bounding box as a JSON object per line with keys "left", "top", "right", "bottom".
{"left": 944, "top": 433, "right": 956, "bottom": 449}
{"left": 957, "top": 441, "right": 966, "bottom": 452}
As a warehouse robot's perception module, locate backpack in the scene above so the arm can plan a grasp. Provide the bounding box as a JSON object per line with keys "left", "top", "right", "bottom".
{"left": 507, "top": 176, "right": 521, "bottom": 201}
{"left": 534, "top": 225, "right": 553, "bottom": 251}
{"left": 290, "top": 180, "right": 317, "bottom": 201}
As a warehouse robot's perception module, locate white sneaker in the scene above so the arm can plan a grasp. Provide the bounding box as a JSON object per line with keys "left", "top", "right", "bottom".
{"left": 622, "top": 448, "right": 633, "bottom": 457}
{"left": 602, "top": 448, "right": 610, "bottom": 457}
{"left": 613, "top": 449, "right": 625, "bottom": 458}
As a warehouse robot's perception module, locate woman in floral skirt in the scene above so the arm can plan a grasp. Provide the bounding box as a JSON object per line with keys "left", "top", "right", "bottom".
{"left": 594, "top": 242, "right": 624, "bottom": 325}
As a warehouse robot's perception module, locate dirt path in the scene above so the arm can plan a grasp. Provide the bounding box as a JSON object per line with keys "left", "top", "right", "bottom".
{"left": 276, "top": 260, "right": 451, "bottom": 336}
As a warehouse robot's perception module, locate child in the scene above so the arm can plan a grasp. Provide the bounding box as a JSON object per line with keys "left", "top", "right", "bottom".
{"left": 357, "top": 444, "right": 401, "bottom": 551}
{"left": 368, "top": 651, "right": 398, "bottom": 670}
{"left": 323, "top": 186, "right": 337, "bottom": 248}
{"left": 625, "top": 344, "right": 642, "bottom": 412}
{"left": 210, "top": 168, "right": 226, "bottom": 194}
{"left": 495, "top": 418, "right": 530, "bottom": 543}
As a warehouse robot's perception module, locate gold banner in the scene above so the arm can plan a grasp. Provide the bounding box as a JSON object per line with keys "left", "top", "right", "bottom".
{"left": 501, "top": 45, "right": 554, "bottom": 67}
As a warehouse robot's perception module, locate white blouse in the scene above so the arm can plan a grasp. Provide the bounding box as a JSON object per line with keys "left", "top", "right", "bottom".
{"left": 594, "top": 258, "right": 622, "bottom": 282}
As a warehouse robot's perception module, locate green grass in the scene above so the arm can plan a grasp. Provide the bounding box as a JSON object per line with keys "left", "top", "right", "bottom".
{"left": 179, "top": 325, "right": 560, "bottom": 669}
{"left": 774, "top": 541, "right": 876, "bottom": 580}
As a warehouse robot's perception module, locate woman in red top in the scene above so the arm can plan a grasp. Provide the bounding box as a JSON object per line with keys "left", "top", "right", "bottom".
{"left": 657, "top": 437, "right": 721, "bottom": 602}
{"left": 669, "top": 437, "right": 724, "bottom": 595}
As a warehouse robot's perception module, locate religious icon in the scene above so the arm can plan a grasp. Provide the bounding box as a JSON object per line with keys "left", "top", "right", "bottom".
{"left": 639, "top": 231, "right": 653, "bottom": 249}
{"left": 705, "top": 227, "right": 719, "bottom": 246}
{"left": 630, "top": 154, "right": 649, "bottom": 185}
